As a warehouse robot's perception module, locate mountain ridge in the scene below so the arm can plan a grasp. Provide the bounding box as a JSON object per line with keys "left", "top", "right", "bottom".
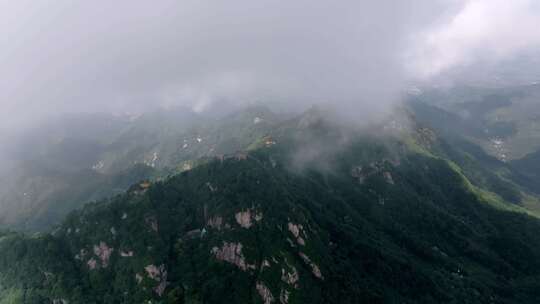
{"left": 2, "top": 112, "right": 540, "bottom": 303}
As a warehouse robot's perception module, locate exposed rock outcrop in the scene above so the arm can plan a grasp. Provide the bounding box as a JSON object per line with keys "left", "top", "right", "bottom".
{"left": 235, "top": 209, "right": 263, "bottom": 228}
{"left": 144, "top": 264, "right": 168, "bottom": 296}
{"left": 235, "top": 211, "right": 253, "bottom": 228}
{"left": 206, "top": 182, "right": 218, "bottom": 192}
{"left": 351, "top": 158, "right": 399, "bottom": 185}
{"left": 211, "top": 242, "right": 255, "bottom": 271}
{"left": 120, "top": 250, "right": 134, "bottom": 257}
{"left": 256, "top": 281, "right": 275, "bottom": 304}
{"left": 281, "top": 265, "right": 299, "bottom": 287}
{"left": 383, "top": 171, "right": 394, "bottom": 184}
{"left": 280, "top": 289, "right": 290, "bottom": 304}
{"left": 87, "top": 258, "right": 97, "bottom": 270}
{"left": 288, "top": 222, "right": 306, "bottom": 246}
{"left": 299, "top": 252, "right": 323, "bottom": 279}
{"left": 74, "top": 249, "right": 87, "bottom": 260}
{"left": 93, "top": 242, "right": 113, "bottom": 268}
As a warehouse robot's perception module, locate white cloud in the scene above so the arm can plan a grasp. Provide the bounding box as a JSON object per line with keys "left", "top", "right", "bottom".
{"left": 408, "top": 0, "right": 540, "bottom": 78}
{"left": 0, "top": 0, "right": 539, "bottom": 129}
{"left": 0, "top": 0, "right": 446, "bottom": 128}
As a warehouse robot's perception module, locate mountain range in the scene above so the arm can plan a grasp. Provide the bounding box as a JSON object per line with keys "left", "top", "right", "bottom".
{"left": 1, "top": 86, "right": 540, "bottom": 303}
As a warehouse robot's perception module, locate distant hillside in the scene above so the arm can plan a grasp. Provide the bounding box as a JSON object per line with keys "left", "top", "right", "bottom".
{"left": 409, "top": 89, "right": 540, "bottom": 211}
{"left": 0, "top": 106, "right": 281, "bottom": 231}
{"left": 410, "top": 84, "right": 540, "bottom": 161}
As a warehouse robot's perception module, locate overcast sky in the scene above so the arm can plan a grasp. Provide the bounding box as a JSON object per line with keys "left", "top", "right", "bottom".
{"left": 1, "top": 0, "right": 539, "bottom": 130}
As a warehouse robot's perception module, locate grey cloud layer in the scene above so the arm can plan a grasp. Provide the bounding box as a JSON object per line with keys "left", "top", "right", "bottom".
{"left": 0, "top": 0, "right": 539, "bottom": 129}
{"left": 407, "top": 0, "right": 540, "bottom": 80}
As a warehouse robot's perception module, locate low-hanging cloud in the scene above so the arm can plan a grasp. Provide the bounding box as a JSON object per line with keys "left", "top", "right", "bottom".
{"left": 1, "top": 0, "right": 539, "bottom": 131}
{"left": 0, "top": 0, "right": 448, "bottom": 129}
{"left": 407, "top": 0, "right": 540, "bottom": 80}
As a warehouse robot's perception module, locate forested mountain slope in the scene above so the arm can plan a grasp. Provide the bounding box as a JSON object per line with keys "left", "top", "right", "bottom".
{"left": 0, "top": 106, "right": 280, "bottom": 231}
{"left": 2, "top": 115, "right": 540, "bottom": 303}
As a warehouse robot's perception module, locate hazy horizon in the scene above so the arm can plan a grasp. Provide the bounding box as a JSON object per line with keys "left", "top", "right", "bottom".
{"left": 1, "top": 0, "right": 539, "bottom": 132}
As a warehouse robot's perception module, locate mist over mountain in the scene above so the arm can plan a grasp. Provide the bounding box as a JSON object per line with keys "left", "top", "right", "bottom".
{"left": 2, "top": 1, "right": 540, "bottom": 303}
{"left": 1, "top": 0, "right": 539, "bottom": 130}
{"left": 2, "top": 106, "right": 540, "bottom": 303}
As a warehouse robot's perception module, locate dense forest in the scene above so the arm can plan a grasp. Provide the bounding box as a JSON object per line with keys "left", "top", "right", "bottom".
{"left": 2, "top": 116, "right": 540, "bottom": 303}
